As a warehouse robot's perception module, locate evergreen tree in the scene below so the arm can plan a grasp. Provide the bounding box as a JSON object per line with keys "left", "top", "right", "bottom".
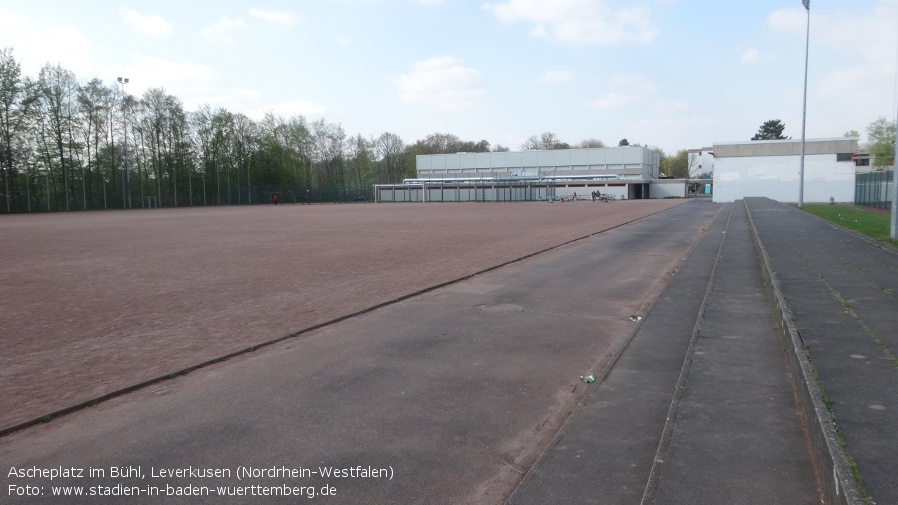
{"left": 751, "top": 119, "right": 788, "bottom": 140}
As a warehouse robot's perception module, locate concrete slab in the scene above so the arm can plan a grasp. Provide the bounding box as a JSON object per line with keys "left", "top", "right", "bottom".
{"left": 746, "top": 197, "right": 898, "bottom": 505}
{"left": 651, "top": 202, "right": 821, "bottom": 505}
{"left": 506, "top": 201, "right": 730, "bottom": 505}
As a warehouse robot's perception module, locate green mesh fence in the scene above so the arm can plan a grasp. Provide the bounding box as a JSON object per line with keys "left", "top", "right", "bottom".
{"left": 0, "top": 181, "right": 375, "bottom": 213}
{"left": 855, "top": 171, "right": 893, "bottom": 210}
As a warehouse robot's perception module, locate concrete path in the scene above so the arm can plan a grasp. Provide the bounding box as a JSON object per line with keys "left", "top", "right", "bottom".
{"left": 648, "top": 201, "right": 821, "bottom": 504}
{"left": 508, "top": 201, "right": 823, "bottom": 505}
{"left": 507, "top": 203, "right": 733, "bottom": 505}
{"left": 745, "top": 197, "right": 898, "bottom": 505}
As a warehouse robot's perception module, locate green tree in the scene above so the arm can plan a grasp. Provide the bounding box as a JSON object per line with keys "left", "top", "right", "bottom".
{"left": 751, "top": 119, "right": 788, "bottom": 140}
{"left": 139, "top": 87, "right": 190, "bottom": 206}
{"left": 278, "top": 114, "right": 314, "bottom": 191}
{"left": 660, "top": 149, "right": 689, "bottom": 179}
{"left": 346, "top": 133, "right": 374, "bottom": 192}
{"left": 255, "top": 111, "right": 308, "bottom": 191}
{"left": 458, "top": 139, "right": 491, "bottom": 152}
{"left": 866, "top": 116, "right": 895, "bottom": 168}
{"left": 843, "top": 129, "right": 860, "bottom": 138}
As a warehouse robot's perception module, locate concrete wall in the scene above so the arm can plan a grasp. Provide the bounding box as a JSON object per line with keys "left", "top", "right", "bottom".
{"left": 713, "top": 153, "right": 855, "bottom": 203}
{"left": 714, "top": 138, "right": 858, "bottom": 158}
{"left": 649, "top": 180, "right": 686, "bottom": 199}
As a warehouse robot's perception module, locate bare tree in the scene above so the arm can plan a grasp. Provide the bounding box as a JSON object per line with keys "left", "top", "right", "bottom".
{"left": 35, "top": 63, "right": 79, "bottom": 211}
{"left": 575, "top": 138, "right": 605, "bottom": 148}
{"left": 521, "top": 132, "right": 563, "bottom": 150}
{"left": 231, "top": 113, "right": 257, "bottom": 204}
{"left": 422, "top": 132, "right": 456, "bottom": 154}
{"left": 311, "top": 118, "right": 346, "bottom": 191}
{"left": 189, "top": 104, "right": 215, "bottom": 205}
{"left": 375, "top": 132, "right": 404, "bottom": 183}
{"left": 0, "top": 48, "right": 35, "bottom": 213}
{"left": 77, "top": 78, "right": 113, "bottom": 208}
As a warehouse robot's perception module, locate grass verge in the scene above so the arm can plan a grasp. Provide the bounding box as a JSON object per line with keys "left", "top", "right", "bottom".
{"left": 798, "top": 204, "right": 898, "bottom": 246}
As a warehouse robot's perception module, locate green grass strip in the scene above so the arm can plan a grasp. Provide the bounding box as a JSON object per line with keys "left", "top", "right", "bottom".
{"left": 798, "top": 204, "right": 898, "bottom": 246}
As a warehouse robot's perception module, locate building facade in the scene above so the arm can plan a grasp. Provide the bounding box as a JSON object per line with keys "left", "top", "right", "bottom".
{"left": 375, "top": 146, "right": 661, "bottom": 202}
{"left": 414, "top": 147, "right": 659, "bottom": 180}
{"left": 712, "top": 138, "right": 858, "bottom": 203}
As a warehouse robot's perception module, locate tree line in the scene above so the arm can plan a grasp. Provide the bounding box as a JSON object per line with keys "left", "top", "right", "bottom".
{"left": 1, "top": 47, "right": 697, "bottom": 214}
{"left": 0, "top": 48, "right": 424, "bottom": 213}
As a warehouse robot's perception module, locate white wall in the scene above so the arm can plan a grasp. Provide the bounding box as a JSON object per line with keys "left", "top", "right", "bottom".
{"left": 713, "top": 154, "right": 855, "bottom": 203}
{"left": 650, "top": 181, "right": 686, "bottom": 199}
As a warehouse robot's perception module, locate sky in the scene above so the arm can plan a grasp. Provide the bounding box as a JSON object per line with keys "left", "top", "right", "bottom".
{"left": 2, "top": 0, "right": 897, "bottom": 153}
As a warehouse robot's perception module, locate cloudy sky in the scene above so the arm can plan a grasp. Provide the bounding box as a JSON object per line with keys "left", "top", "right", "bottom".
{"left": 2, "top": 0, "right": 896, "bottom": 152}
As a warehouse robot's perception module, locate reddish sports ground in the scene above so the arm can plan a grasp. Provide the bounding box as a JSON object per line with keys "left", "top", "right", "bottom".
{"left": 1, "top": 200, "right": 685, "bottom": 431}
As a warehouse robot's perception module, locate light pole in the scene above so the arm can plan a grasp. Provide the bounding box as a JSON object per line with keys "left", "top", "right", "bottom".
{"left": 117, "top": 77, "right": 130, "bottom": 209}
{"left": 892, "top": 10, "right": 898, "bottom": 239}
{"left": 798, "top": 0, "right": 810, "bottom": 208}
{"left": 892, "top": 97, "right": 898, "bottom": 238}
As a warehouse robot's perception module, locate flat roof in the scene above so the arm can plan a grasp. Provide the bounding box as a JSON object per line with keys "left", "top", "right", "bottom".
{"left": 712, "top": 137, "right": 859, "bottom": 158}
{"left": 712, "top": 137, "right": 859, "bottom": 146}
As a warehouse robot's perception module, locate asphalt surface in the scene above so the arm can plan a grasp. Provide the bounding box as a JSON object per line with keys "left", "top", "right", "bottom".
{"left": 745, "top": 197, "right": 898, "bottom": 505}
{"left": 1, "top": 201, "right": 716, "bottom": 505}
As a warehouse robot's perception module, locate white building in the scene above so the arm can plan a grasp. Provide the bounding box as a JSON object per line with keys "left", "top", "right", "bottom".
{"left": 712, "top": 138, "right": 858, "bottom": 203}
{"left": 414, "top": 147, "right": 659, "bottom": 181}
{"left": 374, "top": 146, "right": 661, "bottom": 202}
{"left": 687, "top": 147, "right": 715, "bottom": 178}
